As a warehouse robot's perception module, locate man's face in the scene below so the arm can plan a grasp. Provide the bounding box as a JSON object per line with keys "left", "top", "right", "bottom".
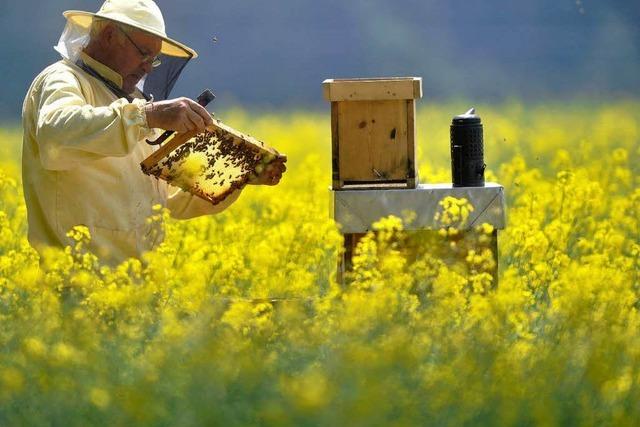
{"left": 107, "top": 26, "right": 162, "bottom": 94}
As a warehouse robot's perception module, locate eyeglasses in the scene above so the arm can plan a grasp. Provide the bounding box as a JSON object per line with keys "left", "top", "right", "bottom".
{"left": 117, "top": 26, "right": 161, "bottom": 68}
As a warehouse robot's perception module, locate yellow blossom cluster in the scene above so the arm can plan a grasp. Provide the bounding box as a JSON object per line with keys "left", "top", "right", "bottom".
{"left": 0, "top": 102, "right": 638, "bottom": 425}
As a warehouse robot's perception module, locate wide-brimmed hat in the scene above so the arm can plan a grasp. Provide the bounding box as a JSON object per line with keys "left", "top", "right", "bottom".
{"left": 63, "top": 0, "right": 197, "bottom": 58}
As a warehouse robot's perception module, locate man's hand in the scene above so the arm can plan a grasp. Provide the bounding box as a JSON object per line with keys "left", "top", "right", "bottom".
{"left": 145, "top": 97, "right": 213, "bottom": 133}
{"left": 249, "top": 155, "right": 287, "bottom": 186}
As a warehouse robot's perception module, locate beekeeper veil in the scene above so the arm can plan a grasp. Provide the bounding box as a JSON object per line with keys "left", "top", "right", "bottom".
{"left": 54, "top": 0, "right": 197, "bottom": 101}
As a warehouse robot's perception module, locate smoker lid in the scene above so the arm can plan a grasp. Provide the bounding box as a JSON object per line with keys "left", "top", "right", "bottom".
{"left": 452, "top": 107, "right": 481, "bottom": 125}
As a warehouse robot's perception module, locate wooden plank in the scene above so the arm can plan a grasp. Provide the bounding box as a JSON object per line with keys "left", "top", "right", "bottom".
{"left": 213, "top": 120, "right": 279, "bottom": 156}
{"left": 140, "top": 130, "right": 199, "bottom": 172}
{"left": 323, "top": 77, "right": 422, "bottom": 101}
{"left": 331, "top": 101, "right": 342, "bottom": 189}
{"left": 406, "top": 99, "right": 418, "bottom": 188}
{"left": 340, "top": 181, "right": 409, "bottom": 190}
{"left": 338, "top": 100, "right": 408, "bottom": 182}
{"left": 340, "top": 232, "right": 366, "bottom": 284}
{"left": 490, "top": 229, "right": 499, "bottom": 288}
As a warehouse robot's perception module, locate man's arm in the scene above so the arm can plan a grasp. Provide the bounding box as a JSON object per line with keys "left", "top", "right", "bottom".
{"left": 32, "top": 70, "right": 212, "bottom": 171}
{"left": 33, "top": 70, "right": 151, "bottom": 170}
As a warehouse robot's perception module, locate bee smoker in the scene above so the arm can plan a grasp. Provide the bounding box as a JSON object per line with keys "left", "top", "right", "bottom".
{"left": 450, "top": 108, "right": 485, "bottom": 187}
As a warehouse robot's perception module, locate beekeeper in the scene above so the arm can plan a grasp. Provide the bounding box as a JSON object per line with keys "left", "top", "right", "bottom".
{"left": 22, "top": 0, "right": 285, "bottom": 265}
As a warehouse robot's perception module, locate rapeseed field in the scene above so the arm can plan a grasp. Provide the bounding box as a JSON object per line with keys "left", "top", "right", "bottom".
{"left": 0, "top": 102, "right": 639, "bottom": 426}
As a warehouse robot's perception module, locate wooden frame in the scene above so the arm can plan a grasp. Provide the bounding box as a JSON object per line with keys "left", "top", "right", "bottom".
{"left": 140, "top": 119, "right": 280, "bottom": 205}
{"left": 140, "top": 120, "right": 278, "bottom": 173}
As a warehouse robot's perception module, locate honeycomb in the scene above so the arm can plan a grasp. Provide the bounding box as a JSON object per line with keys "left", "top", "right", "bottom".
{"left": 141, "top": 121, "right": 279, "bottom": 205}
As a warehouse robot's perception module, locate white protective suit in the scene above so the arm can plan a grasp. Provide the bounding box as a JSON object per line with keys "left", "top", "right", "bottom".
{"left": 22, "top": 34, "right": 240, "bottom": 265}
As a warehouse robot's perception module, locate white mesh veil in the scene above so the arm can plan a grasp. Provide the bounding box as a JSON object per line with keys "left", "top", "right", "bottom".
{"left": 52, "top": 18, "right": 190, "bottom": 100}
{"left": 53, "top": 19, "right": 90, "bottom": 63}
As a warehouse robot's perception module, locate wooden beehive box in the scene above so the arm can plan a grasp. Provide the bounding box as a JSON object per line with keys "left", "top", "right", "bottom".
{"left": 140, "top": 119, "right": 281, "bottom": 205}
{"left": 323, "top": 77, "right": 422, "bottom": 190}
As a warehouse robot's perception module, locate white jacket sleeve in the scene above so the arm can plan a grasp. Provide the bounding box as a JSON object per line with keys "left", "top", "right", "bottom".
{"left": 33, "top": 69, "right": 151, "bottom": 170}
{"left": 167, "top": 185, "right": 243, "bottom": 220}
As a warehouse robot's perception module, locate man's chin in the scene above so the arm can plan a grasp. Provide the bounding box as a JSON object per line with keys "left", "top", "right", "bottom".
{"left": 124, "top": 77, "right": 143, "bottom": 95}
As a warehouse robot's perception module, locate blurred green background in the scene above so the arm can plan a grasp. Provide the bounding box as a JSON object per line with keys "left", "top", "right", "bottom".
{"left": 1, "top": 0, "right": 638, "bottom": 119}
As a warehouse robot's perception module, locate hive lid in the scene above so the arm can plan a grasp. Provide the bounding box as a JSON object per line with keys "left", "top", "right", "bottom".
{"left": 323, "top": 77, "right": 422, "bottom": 101}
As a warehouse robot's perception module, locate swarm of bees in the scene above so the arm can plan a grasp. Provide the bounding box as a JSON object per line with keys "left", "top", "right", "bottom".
{"left": 141, "top": 120, "right": 279, "bottom": 205}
